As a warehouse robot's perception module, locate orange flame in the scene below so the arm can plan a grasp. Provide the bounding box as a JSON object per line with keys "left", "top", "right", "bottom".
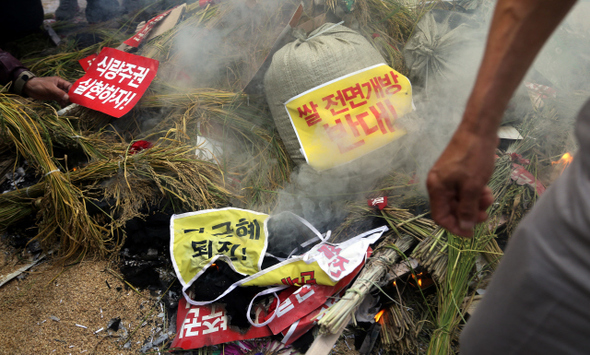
{"left": 411, "top": 271, "right": 433, "bottom": 289}
{"left": 374, "top": 309, "right": 385, "bottom": 323}
{"left": 552, "top": 152, "right": 573, "bottom": 174}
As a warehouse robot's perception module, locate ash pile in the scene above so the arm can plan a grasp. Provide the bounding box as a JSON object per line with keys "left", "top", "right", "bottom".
{"left": 1, "top": 0, "right": 589, "bottom": 354}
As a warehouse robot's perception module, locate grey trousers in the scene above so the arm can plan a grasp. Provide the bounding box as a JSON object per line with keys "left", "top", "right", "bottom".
{"left": 460, "top": 99, "right": 590, "bottom": 355}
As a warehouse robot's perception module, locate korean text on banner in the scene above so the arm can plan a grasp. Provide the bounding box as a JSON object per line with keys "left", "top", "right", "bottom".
{"left": 241, "top": 226, "right": 385, "bottom": 287}
{"left": 171, "top": 208, "right": 270, "bottom": 287}
{"left": 267, "top": 255, "right": 368, "bottom": 335}
{"left": 69, "top": 47, "right": 158, "bottom": 118}
{"left": 123, "top": 7, "right": 174, "bottom": 47}
{"left": 285, "top": 64, "right": 413, "bottom": 170}
{"left": 172, "top": 298, "right": 272, "bottom": 349}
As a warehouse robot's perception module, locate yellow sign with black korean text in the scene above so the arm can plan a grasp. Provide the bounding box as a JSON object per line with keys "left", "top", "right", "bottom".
{"left": 285, "top": 63, "right": 413, "bottom": 170}
{"left": 170, "top": 208, "right": 269, "bottom": 287}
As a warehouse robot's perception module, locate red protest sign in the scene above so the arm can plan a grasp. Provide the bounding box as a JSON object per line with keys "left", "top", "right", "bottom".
{"left": 69, "top": 47, "right": 158, "bottom": 118}
{"left": 171, "top": 300, "right": 272, "bottom": 350}
{"left": 266, "top": 248, "right": 371, "bottom": 335}
{"left": 368, "top": 196, "right": 388, "bottom": 210}
{"left": 78, "top": 54, "right": 97, "bottom": 71}
{"left": 123, "top": 7, "right": 174, "bottom": 47}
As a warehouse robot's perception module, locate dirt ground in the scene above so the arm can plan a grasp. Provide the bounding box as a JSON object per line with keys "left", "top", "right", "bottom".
{"left": 0, "top": 241, "right": 366, "bottom": 355}
{"left": 0, "top": 245, "right": 170, "bottom": 355}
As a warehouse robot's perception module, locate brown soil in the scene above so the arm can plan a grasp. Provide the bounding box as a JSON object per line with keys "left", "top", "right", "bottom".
{"left": 0, "top": 246, "right": 169, "bottom": 355}
{"left": 0, "top": 242, "right": 362, "bottom": 355}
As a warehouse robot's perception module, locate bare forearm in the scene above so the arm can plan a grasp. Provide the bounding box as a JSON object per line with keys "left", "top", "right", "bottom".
{"left": 461, "top": 0, "right": 577, "bottom": 142}
{"left": 427, "top": 0, "right": 578, "bottom": 236}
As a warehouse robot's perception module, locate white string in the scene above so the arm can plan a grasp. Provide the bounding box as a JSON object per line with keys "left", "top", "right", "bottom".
{"left": 305, "top": 21, "right": 344, "bottom": 41}
{"left": 246, "top": 285, "right": 288, "bottom": 327}
{"left": 288, "top": 213, "right": 325, "bottom": 242}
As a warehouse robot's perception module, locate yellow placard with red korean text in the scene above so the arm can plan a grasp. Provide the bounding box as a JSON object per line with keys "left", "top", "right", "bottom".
{"left": 285, "top": 64, "right": 412, "bottom": 170}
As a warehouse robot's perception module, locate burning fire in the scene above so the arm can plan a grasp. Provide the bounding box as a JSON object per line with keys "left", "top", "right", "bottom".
{"left": 411, "top": 271, "right": 433, "bottom": 289}
{"left": 552, "top": 152, "right": 573, "bottom": 174}
{"left": 374, "top": 309, "right": 385, "bottom": 323}
{"left": 411, "top": 271, "right": 424, "bottom": 287}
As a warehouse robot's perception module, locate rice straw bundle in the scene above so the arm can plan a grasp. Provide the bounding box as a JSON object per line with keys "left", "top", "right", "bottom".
{"left": 0, "top": 94, "right": 112, "bottom": 260}
{"left": 427, "top": 228, "right": 495, "bottom": 355}
{"left": 0, "top": 136, "right": 233, "bottom": 227}
{"left": 380, "top": 301, "right": 423, "bottom": 354}
{"left": 318, "top": 233, "right": 416, "bottom": 334}
{"left": 355, "top": 0, "right": 423, "bottom": 44}
{"left": 355, "top": 0, "right": 422, "bottom": 74}
{"left": 411, "top": 228, "right": 448, "bottom": 282}
{"left": 331, "top": 202, "right": 437, "bottom": 243}
{"left": 0, "top": 91, "right": 233, "bottom": 259}
{"left": 381, "top": 207, "right": 438, "bottom": 240}
{"left": 0, "top": 191, "right": 36, "bottom": 231}
{"left": 140, "top": 85, "right": 293, "bottom": 208}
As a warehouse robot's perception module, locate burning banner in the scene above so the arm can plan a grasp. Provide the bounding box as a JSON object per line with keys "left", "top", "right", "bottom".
{"left": 170, "top": 208, "right": 387, "bottom": 307}
{"left": 172, "top": 298, "right": 273, "bottom": 350}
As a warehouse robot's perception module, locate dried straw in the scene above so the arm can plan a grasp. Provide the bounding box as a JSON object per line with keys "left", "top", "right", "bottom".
{"left": 427, "top": 227, "right": 495, "bottom": 355}
{"left": 318, "top": 233, "right": 416, "bottom": 334}
{"left": 0, "top": 93, "right": 112, "bottom": 260}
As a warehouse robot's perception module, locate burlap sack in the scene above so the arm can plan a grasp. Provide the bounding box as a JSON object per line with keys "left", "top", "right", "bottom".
{"left": 403, "top": 10, "right": 481, "bottom": 93}
{"left": 264, "top": 23, "right": 387, "bottom": 165}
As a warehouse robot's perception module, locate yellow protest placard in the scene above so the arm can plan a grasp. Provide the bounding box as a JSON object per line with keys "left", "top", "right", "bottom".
{"left": 285, "top": 64, "right": 412, "bottom": 170}
{"left": 241, "top": 225, "right": 386, "bottom": 288}
{"left": 171, "top": 208, "right": 269, "bottom": 287}
{"left": 241, "top": 258, "right": 337, "bottom": 287}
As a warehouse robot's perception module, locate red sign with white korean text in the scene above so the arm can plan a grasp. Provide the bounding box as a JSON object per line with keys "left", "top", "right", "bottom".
{"left": 368, "top": 196, "right": 388, "bottom": 210}
{"left": 78, "top": 53, "right": 97, "bottom": 71}
{"left": 267, "top": 251, "right": 369, "bottom": 335}
{"left": 171, "top": 299, "right": 272, "bottom": 350}
{"left": 123, "top": 7, "right": 174, "bottom": 47}
{"left": 69, "top": 47, "right": 158, "bottom": 118}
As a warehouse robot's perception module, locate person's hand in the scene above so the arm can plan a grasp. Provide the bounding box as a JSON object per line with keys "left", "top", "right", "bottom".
{"left": 22, "top": 76, "right": 72, "bottom": 107}
{"left": 427, "top": 128, "right": 497, "bottom": 237}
